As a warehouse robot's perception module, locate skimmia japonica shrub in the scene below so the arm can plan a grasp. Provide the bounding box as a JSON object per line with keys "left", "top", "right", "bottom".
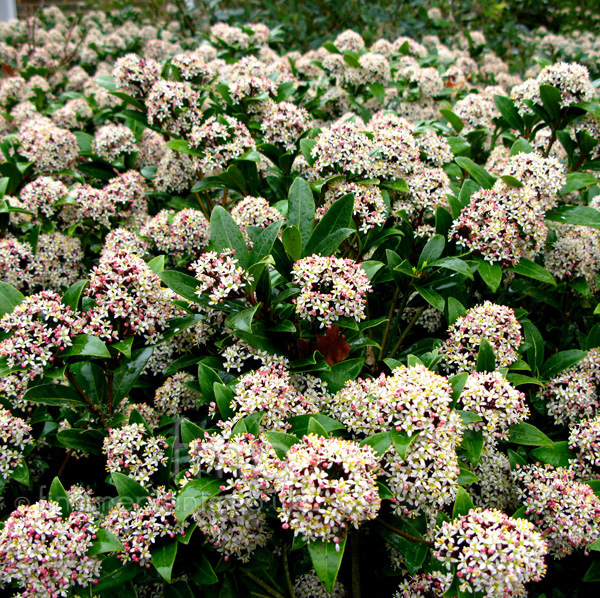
{"left": 2, "top": 3, "right": 600, "bottom": 598}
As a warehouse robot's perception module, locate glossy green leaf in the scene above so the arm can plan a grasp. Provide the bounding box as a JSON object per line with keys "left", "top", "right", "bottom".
{"left": 210, "top": 205, "right": 250, "bottom": 268}
{"left": 23, "top": 384, "right": 85, "bottom": 407}
{"left": 455, "top": 156, "right": 496, "bottom": 189}
{"left": 225, "top": 303, "right": 260, "bottom": 334}
{"left": 509, "top": 258, "right": 556, "bottom": 286}
{"left": 159, "top": 270, "right": 200, "bottom": 303}
{"left": 304, "top": 193, "right": 353, "bottom": 257}
{"left": 360, "top": 431, "right": 392, "bottom": 455}
{"left": 61, "top": 280, "right": 88, "bottom": 312}
{"left": 264, "top": 431, "right": 300, "bottom": 458}
{"left": 176, "top": 477, "right": 222, "bottom": 522}
{"left": 417, "top": 234, "right": 445, "bottom": 269}
{"left": 509, "top": 422, "right": 554, "bottom": 447}
{"left": 61, "top": 334, "right": 111, "bottom": 359}
{"left": 546, "top": 205, "right": 600, "bottom": 227}
{"left": 49, "top": 477, "right": 71, "bottom": 517}
{"left": 287, "top": 177, "right": 315, "bottom": 249}
{"left": 112, "top": 473, "right": 150, "bottom": 509}
{"left": 88, "top": 529, "right": 125, "bottom": 555}
{"left": 452, "top": 487, "right": 475, "bottom": 519}
{"left": 540, "top": 349, "right": 586, "bottom": 380}
{"left": 112, "top": 347, "right": 154, "bottom": 404}
{"left": 530, "top": 441, "right": 575, "bottom": 468}
{"left": 476, "top": 338, "right": 496, "bottom": 373}
{"left": 307, "top": 536, "right": 347, "bottom": 593}
{"left": 152, "top": 541, "right": 178, "bottom": 583}
{"left": 318, "top": 358, "right": 364, "bottom": 394}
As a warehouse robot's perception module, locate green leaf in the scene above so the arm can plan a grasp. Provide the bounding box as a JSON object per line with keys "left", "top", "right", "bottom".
{"left": 249, "top": 220, "right": 283, "bottom": 265}
{"left": 110, "top": 336, "right": 133, "bottom": 359}
{"left": 539, "top": 84, "right": 562, "bottom": 121}
{"left": 417, "top": 234, "right": 445, "bottom": 269}
{"left": 318, "top": 358, "right": 364, "bottom": 394}
{"left": 457, "top": 466, "right": 479, "bottom": 486}
{"left": 190, "top": 554, "right": 219, "bottom": 586}
{"left": 304, "top": 193, "right": 353, "bottom": 257}
{"left": 522, "top": 320, "right": 544, "bottom": 376}
{"left": 540, "top": 349, "right": 586, "bottom": 379}
{"left": 429, "top": 257, "right": 474, "bottom": 280}
{"left": 264, "top": 431, "right": 300, "bottom": 458}
{"left": 391, "top": 430, "right": 420, "bottom": 459}
{"left": 88, "top": 529, "right": 125, "bottom": 555}
{"left": 368, "top": 82, "right": 385, "bottom": 104}
{"left": 440, "top": 109, "right": 464, "bottom": 133}
{"left": 530, "top": 441, "right": 575, "bottom": 468}
{"left": 455, "top": 157, "right": 496, "bottom": 189}
{"left": 323, "top": 41, "right": 341, "bottom": 53}
{"left": 61, "top": 280, "right": 88, "bottom": 312}
{"left": 588, "top": 536, "right": 600, "bottom": 552}
{"left": 494, "top": 95, "right": 524, "bottom": 132}
{"left": 49, "top": 477, "right": 71, "bottom": 517}
{"left": 307, "top": 416, "right": 330, "bottom": 437}
{"left": 147, "top": 255, "right": 165, "bottom": 274}
{"left": 452, "top": 487, "right": 475, "bottom": 519}
{"left": 473, "top": 257, "right": 502, "bottom": 292}
{"left": 583, "top": 561, "right": 600, "bottom": 582}
{"left": 449, "top": 372, "right": 469, "bottom": 405}
{"left": 509, "top": 258, "right": 556, "bottom": 285}
{"left": 159, "top": 270, "right": 201, "bottom": 304}
{"left": 476, "top": 339, "right": 496, "bottom": 373}
{"left": 360, "top": 431, "right": 392, "bottom": 456}
{"left": 300, "top": 138, "right": 316, "bottom": 167}
{"left": 414, "top": 285, "right": 445, "bottom": 312}
{"left": 460, "top": 429, "right": 484, "bottom": 466}
{"left": 176, "top": 477, "right": 222, "bottom": 522}
{"left": 69, "top": 361, "right": 105, "bottom": 405}
{"left": 287, "top": 177, "right": 315, "bottom": 250}
{"left": 343, "top": 51, "right": 360, "bottom": 68}
{"left": 152, "top": 541, "right": 178, "bottom": 583}
{"left": 0, "top": 281, "right": 24, "bottom": 317}
{"left": 166, "top": 139, "right": 202, "bottom": 157}
{"left": 61, "top": 334, "right": 111, "bottom": 358}
{"left": 509, "top": 422, "right": 554, "bottom": 447}
{"left": 446, "top": 297, "right": 466, "bottom": 325}
{"left": 180, "top": 419, "right": 205, "bottom": 444}
{"left": 214, "top": 382, "right": 234, "bottom": 419}
{"left": 382, "top": 179, "right": 408, "bottom": 193}
{"left": 210, "top": 206, "right": 249, "bottom": 268}
{"left": 23, "top": 384, "right": 85, "bottom": 407}
{"left": 507, "top": 448, "right": 527, "bottom": 469}
{"left": 505, "top": 373, "right": 545, "bottom": 387}
{"left": 456, "top": 410, "right": 483, "bottom": 424}
{"left": 94, "top": 560, "right": 140, "bottom": 592}
{"left": 288, "top": 413, "right": 345, "bottom": 436}
{"left": 225, "top": 304, "right": 260, "bottom": 334}
{"left": 112, "top": 347, "right": 154, "bottom": 405}
{"left": 307, "top": 536, "right": 347, "bottom": 593}
{"left": 379, "top": 519, "right": 428, "bottom": 574}
{"left": 281, "top": 225, "right": 303, "bottom": 261}
{"left": 10, "top": 461, "right": 29, "bottom": 485}
{"left": 112, "top": 473, "right": 150, "bottom": 509}
{"left": 57, "top": 428, "right": 104, "bottom": 454}
{"left": 546, "top": 204, "right": 600, "bottom": 227}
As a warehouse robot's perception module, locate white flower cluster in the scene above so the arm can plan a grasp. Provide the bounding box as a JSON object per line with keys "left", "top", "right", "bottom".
{"left": 102, "top": 423, "right": 169, "bottom": 484}
{"left": 0, "top": 500, "right": 101, "bottom": 597}
{"left": 259, "top": 101, "right": 310, "bottom": 152}
{"left": 92, "top": 123, "right": 137, "bottom": 162}
{"left": 104, "top": 170, "right": 149, "bottom": 226}
{"left": 434, "top": 508, "right": 548, "bottom": 597}
{"left": 318, "top": 180, "right": 387, "bottom": 234}
{"left": 67, "top": 485, "right": 101, "bottom": 518}
{"left": 189, "top": 114, "right": 256, "bottom": 175}
{"left": 188, "top": 432, "right": 280, "bottom": 560}
{"left": 230, "top": 196, "right": 282, "bottom": 241}
{"left": 87, "top": 249, "right": 182, "bottom": 344}
{"left": 113, "top": 53, "right": 161, "bottom": 97}
{"left": 19, "top": 176, "right": 67, "bottom": 220}
{"left": 458, "top": 371, "right": 529, "bottom": 442}
{"left": 569, "top": 416, "right": 600, "bottom": 477}
{"left": 514, "top": 464, "right": 600, "bottom": 558}
{"left": 102, "top": 487, "right": 187, "bottom": 567}
{"left": 0, "top": 407, "right": 32, "bottom": 478}
{"left": 146, "top": 80, "right": 201, "bottom": 135}
{"left": 153, "top": 371, "right": 199, "bottom": 416}
{"left": 473, "top": 446, "right": 520, "bottom": 511}
{"left": 190, "top": 249, "right": 252, "bottom": 305}
{"left": 292, "top": 255, "right": 372, "bottom": 328}
{"left": 540, "top": 369, "right": 599, "bottom": 426}
{"left": 222, "top": 338, "right": 290, "bottom": 372}
{"left": 171, "top": 52, "right": 212, "bottom": 84}
{"left": 294, "top": 570, "right": 346, "bottom": 598}
{"left": 229, "top": 366, "right": 319, "bottom": 431}
{"left": 440, "top": 301, "right": 522, "bottom": 373}
{"left": 276, "top": 434, "right": 381, "bottom": 543}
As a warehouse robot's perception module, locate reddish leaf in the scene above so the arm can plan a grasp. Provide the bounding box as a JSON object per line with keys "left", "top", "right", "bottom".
{"left": 314, "top": 326, "right": 350, "bottom": 366}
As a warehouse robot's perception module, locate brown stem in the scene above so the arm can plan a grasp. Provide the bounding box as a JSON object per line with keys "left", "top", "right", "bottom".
{"left": 377, "top": 288, "right": 400, "bottom": 361}
{"left": 107, "top": 371, "right": 115, "bottom": 416}
{"left": 379, "top": 520, "right": 434, "bottom": 547}
{"left": 65, "top": 369, "right": 107, "bottom": 425}
{"left": 543, "top": 128, "right": 557, "bottom": 159}
{"left": 351, "top": 529, "right": 361, "bottom": 598}
{"left": 57, "top": 449, "right": 73, "bottom": 477}
{"left": 239, "top": 568, "right": 287, "bottom": 598}
{"left": 283, "top": 547, "right": 296, "bottom": 598}
{"left": 388, "top": 305, "right": 425, "bottom": 360}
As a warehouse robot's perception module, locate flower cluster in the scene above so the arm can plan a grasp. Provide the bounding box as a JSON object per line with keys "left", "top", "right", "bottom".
{"left": 19, "top": 176, "right": 67, "bottom": 220}
{"left": 0, "top": 407, "right": 32, "bottom": 478}
{"left": 0, "top": 500, "right": 101, "bottom": 597}
{"left": 102, "top": 487, "right": 186, "bottom": 567}
{"left": 259, "top": 101, "right": 310, "bottom": 152}
{"left": 541, "top": 370, "right": 599, "bottom": 425}
{"left": 103, "top": 423, "right": 169, "bottom": 485}
{"left": 153, "top": 371, "right": 199, "bottom": 416}
{"left": 190, "top": 249, "right": 252, "bottom": 305}
{"left": 18, "top": 118, "right": 78, "bottom": 173}
{"left": 229, "top": 366, "right": 319, "bottom": 431}
{"left": 230, "top": 196, "right": 282, "bottom": 241}
{"left": 292, "top": 255, "right": 372, "bottom": 328}
{"left": 189, "top": 115, "right": 255, "bottom": 175}
{"left": 514, "top": 464, "right": 600, "bottom": 557}
{"left": 104, "top": 170, "right": 149, "bottom": 225}
{"left": 146, "top": 80, "right": 202, "bottom": 135}
{"left": 458, "top": 371, "right": 529, "bottom": 442}
{"left": 434, "top": 509, "right": 548, "bottom": 597}
{"left": 92, "top": 123, "right": 137, "bottom": 162}
{"left": 569, "top": 416, "right": 600, "bottom": 476}
{"left": 113, "top": 53, "right": 161, "bottom": 97}
{"left": 294, "top": 571, "right": 346, "bottom": 598}
{"left": 473, "top": 447, "right": 520, "bottom": 511}
{"left": 87, "top": 249, "right": 182, "bottom": 344}
{"left": 440, "top": 301, "right": 523, "bottom": 373}
{"left": 318, "top": 180, "right": 387, "bottom": 234}
{"left": 276, "top": 434, "right": 381, "bottom": 543}
{"left": 188, "top": 432, "right": 280, "bottom": 560}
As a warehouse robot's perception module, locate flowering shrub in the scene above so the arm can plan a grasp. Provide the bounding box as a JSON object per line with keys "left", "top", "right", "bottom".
{"left": 1, "top": 3, "right": 600, "bottom": 598}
